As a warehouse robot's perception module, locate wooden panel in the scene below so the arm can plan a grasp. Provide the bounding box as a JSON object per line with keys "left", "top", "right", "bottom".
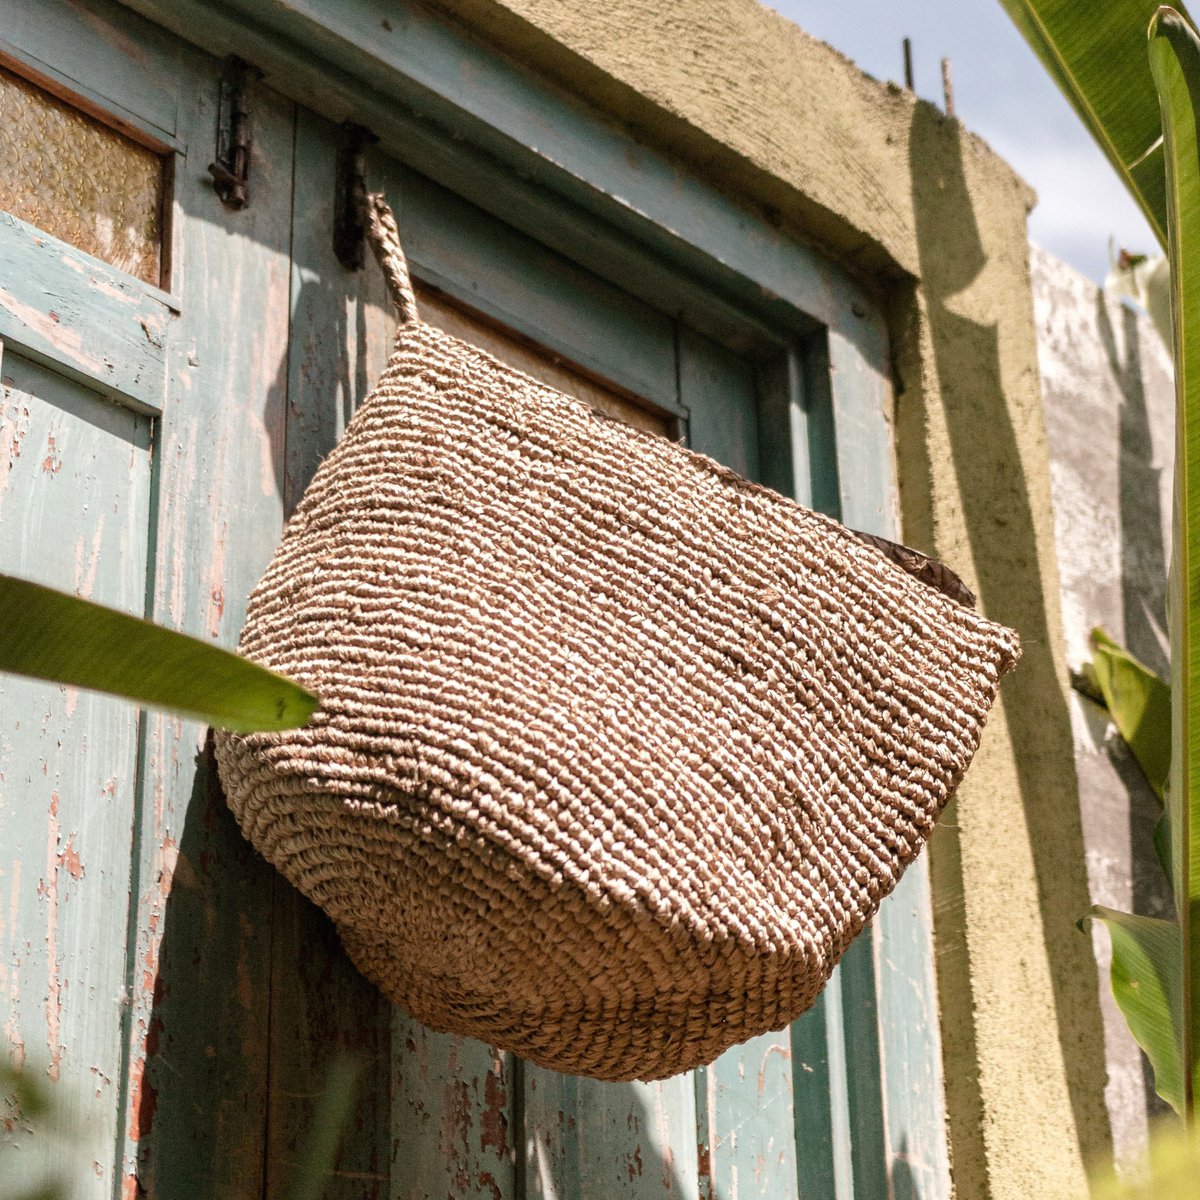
{"left": 0, "top": 348, "right": 152, "bottom": 1198}
{"left": 262, "top": 105, "right": 396, "bottom": 1200}
{"left": 679, "top": 325, "right": 815, "bottom": 1200}
{"left": 703, "top": 1031, "right": 800, "bottom": 1199}
{"left": 0, "top": 210, "right": 171, "bottom": 411}
{"left": 680, "top": 325, "right": 760, "bottom": 479}
{"left": 391, "top": 1024, "right": 516, "bottom": 1200}
{"left": 118, "top": 51, "right": 297, "bottom": 1200}
{"left": 524, "top": 1074, "right": 699, "bottom": 1199}
{"left": 788, "top": 997, "right": 841, "bottom": 1200}
{"left": 824, "top": 321, "right": 953, "bottom": 1200}
{"left": 417, "top": 286, "right": 674, "bottom": 437}
{"left": 1, "top": 0, "right": 180, "bottom": 140}
{"left": 393, "top": 164, "right": 681, "bottom": 415}
{"left": 113, "top": 0, "right": 869, "bottom": 342}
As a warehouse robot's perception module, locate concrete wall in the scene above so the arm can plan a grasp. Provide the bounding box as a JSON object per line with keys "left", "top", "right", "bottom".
{"left": 431, "top": 1, "right": 1119, "bottom": 1194}
{"left": 1033, "top": 244, "right": 1175, "bottom": 1168}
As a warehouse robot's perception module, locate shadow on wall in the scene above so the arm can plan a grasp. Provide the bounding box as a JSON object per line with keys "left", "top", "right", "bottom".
{"left": 134, "top": 276, "right": 706, "bottom": 1200}
{"left": 1094, "top": 294, "right": 1175, "bottom": 1121}
{"left": 903, "top": 104, "right": 1114, "bottom": 1189}
{"left": 1097, "top": 300, "right": 1170, "bottom": 681}
{"left": 137, "top": 744, "right": 703, "bottom": 1199}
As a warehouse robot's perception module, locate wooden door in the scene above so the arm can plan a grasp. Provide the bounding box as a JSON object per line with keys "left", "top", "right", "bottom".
{"left": 0, "top": 3, "right": 935, "bottom": 1197}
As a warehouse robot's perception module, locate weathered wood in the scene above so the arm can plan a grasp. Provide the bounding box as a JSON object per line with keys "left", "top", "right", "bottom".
{"left": 112, "top": 0, "right": 879, "bottom": 353}
{"left": 391, "top": 1022, "right": 517, "bottom": 1200}
{"left": 117, "top": 49, "right": 298, "bottom": 1200}
{"left": 523, "top": 1072, "right": 699, "bottom": 1199}
{"left": 679, "top": 326, "right": 761, "bottom": 479}
{"left": 825, "top": 321, "right": 953, "bottom": 1200}
{"left": 262, "top": 105, "right": 394, "bottom": 1200}
{"left": 395, "top": 165, "right": 681, "bottom": 415}
{"left": 0, "top": 211, "right": 171, "bottom": 412}
{"left": 1, "top": 5, "right": 940, "bottom": 1196}
{"left": 0, "top": 0, "right": 180, "bottom": 140}
{"left": 874, "top": 864, "right": 954, "bottom": 1198}
{"left": 0, "top": 348, "right": 152, "bottom": 1199}
{"left": 789, "top": 996, "right": 841, "bottom": 1199}
{"left": 703, "top": 1031, "right": 800, "bottom": 1200}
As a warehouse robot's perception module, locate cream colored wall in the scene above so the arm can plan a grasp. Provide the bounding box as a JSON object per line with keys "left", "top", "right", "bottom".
{"left": 432, "top": 0, "right": 1112, "bottom": 1194}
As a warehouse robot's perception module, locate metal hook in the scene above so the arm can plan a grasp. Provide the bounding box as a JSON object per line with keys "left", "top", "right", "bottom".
{"left": 333, "top": 122, "right": 379, "bottom": 270}
{"left": 208, "top": 56, "right": 261, "bottom": 210}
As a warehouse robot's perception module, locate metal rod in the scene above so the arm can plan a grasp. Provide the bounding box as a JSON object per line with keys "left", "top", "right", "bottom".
{"left": 941, "top": 56, "right": 956, "bottom": 117}
{"left": 903, "top": 37, "right": 914, "bottom": 91}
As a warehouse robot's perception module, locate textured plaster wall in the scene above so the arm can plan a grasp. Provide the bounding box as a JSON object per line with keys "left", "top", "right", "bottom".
{"left": 1033, "top": 245, "right": 1175, "bottom": 1168}
{"left": 431, "top": 0, "right": 1111, "bottom": 1194}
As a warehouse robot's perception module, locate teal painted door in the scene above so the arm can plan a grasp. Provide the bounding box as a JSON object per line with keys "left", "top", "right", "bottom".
{"left": 1, "top": 2, "right": 948, "bottom": 1197}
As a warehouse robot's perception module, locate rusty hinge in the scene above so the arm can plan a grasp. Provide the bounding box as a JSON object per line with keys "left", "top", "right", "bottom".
{"left": 208, "top": 56, "right": 262, "bottom": 209}
{"left": 333, "top": 122, "right": 379, "bottom": 270}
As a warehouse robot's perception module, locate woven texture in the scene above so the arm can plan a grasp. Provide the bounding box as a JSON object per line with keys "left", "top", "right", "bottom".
{"left": 216, "top": 200, "right": 1019, "bottom": 1081}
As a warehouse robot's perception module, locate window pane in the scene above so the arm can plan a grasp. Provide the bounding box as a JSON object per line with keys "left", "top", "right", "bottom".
{"left": 0, "top": 64, "right": 165, "bottom": 286}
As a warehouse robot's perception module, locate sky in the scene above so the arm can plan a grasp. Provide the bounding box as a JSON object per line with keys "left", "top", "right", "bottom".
{"left": 769, "top": 1, "right": 1157, "bottom": 284}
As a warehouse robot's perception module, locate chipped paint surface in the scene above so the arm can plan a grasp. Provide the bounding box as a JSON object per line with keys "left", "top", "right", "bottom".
{"left": 0, "top": 208, "right": 169, "bottom": 410}
{"left": 4, "top": 7, "right": 905, "bottom": 1197}
{"left": 0, "top": 340, "right": 150, "bottom": 1197}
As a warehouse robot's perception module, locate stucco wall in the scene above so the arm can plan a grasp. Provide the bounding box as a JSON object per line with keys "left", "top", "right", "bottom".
{"left": 431, "top": 0, "right": 1112, "bottom": 1195}
{"left": 1033, "top": 244, "right": 1175, "bottom": 1169}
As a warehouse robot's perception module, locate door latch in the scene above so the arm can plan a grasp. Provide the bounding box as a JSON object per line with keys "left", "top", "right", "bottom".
{"left": 333, "top": 122, "right": 379, "bottom": 270}
{"left": 208, "top": 56, "right": 261, "bottom": 209}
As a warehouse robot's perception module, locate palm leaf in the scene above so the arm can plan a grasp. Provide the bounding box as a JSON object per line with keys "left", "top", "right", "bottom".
{"left": 1091, "top": 628, "right": 1172, "bottom": 800}
{"left": 1149, "top": 4, "right": 1200, "bottom": 1112}
{"left": 0, "top": 573, "right": 316, "bottom": 732}
{"left": 996, "top": 0, "right": 1200, "bottom": 249}
{"left": 1088, "top": 907, "right": 1185, "bottom": 1114}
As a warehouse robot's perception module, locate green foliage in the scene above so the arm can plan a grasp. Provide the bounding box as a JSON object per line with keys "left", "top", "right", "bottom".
{"left": 2, "top": 1061, "right": 68, "bottom": 1200}
{"left": 0, "top": 573, "right": 317, "bottom": 732}
{"left": 1089, "top": 1119, "right": 1200, "bottom": 1197}
{"left": 286, "top": 1055, "right": 363, "bottom": 1200}
{"left": 1086, "top": 907, "right": 1184, "bottom": 1113}
{"left": 1084, "top": 639, "right": 1179, "bottom": 1112}
{"left": 1149, "top": 4, "right": 1200, "bottom": 1114}
{"left": 1091, "top": 628, "right": 1172, "bottom": 800}
{"left": 994, "top": 0, "right": 1194, "bottom": 249}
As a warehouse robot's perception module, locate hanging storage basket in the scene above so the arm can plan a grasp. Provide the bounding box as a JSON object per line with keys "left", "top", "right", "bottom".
{"left": 215, "top": 196, "right": 1019, "bottom": 1081}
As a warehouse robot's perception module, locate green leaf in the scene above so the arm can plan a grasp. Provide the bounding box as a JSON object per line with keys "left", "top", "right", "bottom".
{"left": 1090, "top": 1119, "right": 1200, "bottom": 1197}
{"left": 1149, "top": 3, "right": 1200, "bottom": 1114}
{"left": 1091, "top": 628, "right": 1172, "bottom": 800}
{"left": 0, "top": 573, "right": 317, "bottom": 733}
{"left": 1157, "top": 807, "right": 1177, "bottom": 886}
{"left": 996, "top": 0, "right": 1200, "bottom": 250}
{"left": 286, "top": 1054, "right": 362, "bottom": 1200}
{"left": 1088, "top": 906, "right": 1185, "bottom": 1114}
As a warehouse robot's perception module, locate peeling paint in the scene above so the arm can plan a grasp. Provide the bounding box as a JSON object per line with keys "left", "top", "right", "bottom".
{"left": 479, "top": 1060, "right": 509, "bottom": 1158}
{"left": 207, "top": 521, "right": 228, "bottom": 638}
{"left": 40, "top": 432, "right": 61, "bottom": 475}
{"left": 42, "top": 792, "right": 62, "bottom": 1080}
{"left": 57, "top": 834, "right": 84, "bottom": 882}
{"left": 0, "top": 287, "right": 103, "bottom": 373}
{"left": 129, "top": 1015, "right": 162, "bottom": 1143}
{"left": 3, "top": 857, "right": 22, "bottom": 1063}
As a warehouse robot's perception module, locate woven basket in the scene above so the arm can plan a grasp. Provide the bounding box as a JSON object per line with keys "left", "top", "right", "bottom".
{"left": 215, "top": 196, "right": 1019, "bottom": 1081}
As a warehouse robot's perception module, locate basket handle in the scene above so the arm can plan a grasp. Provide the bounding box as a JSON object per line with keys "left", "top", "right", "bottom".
{"left": 364, "top": 192, "right": 419, "bottom": 325}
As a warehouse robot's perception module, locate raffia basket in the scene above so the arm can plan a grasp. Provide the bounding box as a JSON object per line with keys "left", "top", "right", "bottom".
{"left": 215, "top": 196, "right": 1019, "bottom": 1081}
